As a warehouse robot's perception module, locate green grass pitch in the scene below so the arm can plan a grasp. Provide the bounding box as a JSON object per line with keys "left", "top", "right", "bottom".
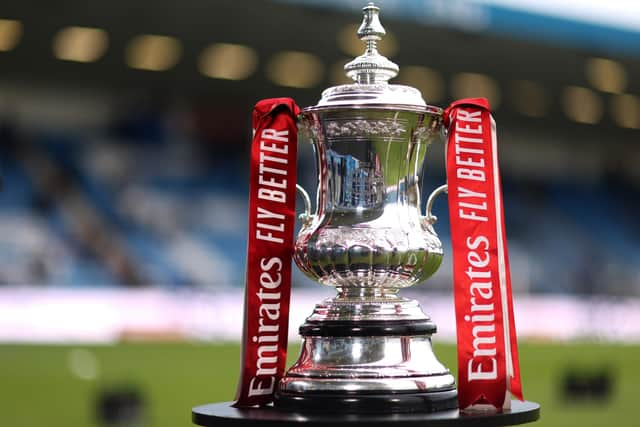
{"left": 0, "top": 342, "right": 636, "bottom": 426}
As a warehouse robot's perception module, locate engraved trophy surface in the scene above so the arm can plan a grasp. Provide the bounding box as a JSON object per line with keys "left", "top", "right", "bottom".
{"left": 275, "top": 3, "right": 457, "bottom": 413}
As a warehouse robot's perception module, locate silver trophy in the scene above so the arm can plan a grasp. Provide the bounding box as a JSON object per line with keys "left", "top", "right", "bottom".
{"left": 275, "top": 3, "right": 456, "bottom": 412}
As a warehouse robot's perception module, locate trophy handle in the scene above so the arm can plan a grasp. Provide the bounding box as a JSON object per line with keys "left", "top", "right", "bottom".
{"left": 424, "top": 184, "right": 448, "bottom": 225}
{"left": 296, "top": 184, "right": 314, "bottom": 226}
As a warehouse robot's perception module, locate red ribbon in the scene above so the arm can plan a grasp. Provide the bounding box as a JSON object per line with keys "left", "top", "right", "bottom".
{"left": 233, "top": 98, "right": 300, "bottom": 407}
{"left": 444, "top": 98, "right": 523, "bottom": 409}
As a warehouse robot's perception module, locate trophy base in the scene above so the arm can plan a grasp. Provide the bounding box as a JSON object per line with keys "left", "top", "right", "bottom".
{"left": 274, "top": 389, "right": 458, "bottom": 413}
{"left": 192, "top": 400, "right": 541, "bottom": 427}
{"left": 276, "top": 315, "right": 457, "bottom": 413}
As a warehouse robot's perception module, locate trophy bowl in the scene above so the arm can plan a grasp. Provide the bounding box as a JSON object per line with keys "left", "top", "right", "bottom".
{"left": 274, "top": 2, "right": 457, "bottom": 413}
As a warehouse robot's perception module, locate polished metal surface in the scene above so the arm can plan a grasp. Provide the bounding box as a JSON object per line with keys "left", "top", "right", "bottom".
{"left": 296, "top": 184, "right": 313, "bottom": 226}
{"left": 280, "top": 335, "right": 454, "bottom": 393}
{"left": 294, "top": 1, "right": 445, "bottom": 292}
{"left": 344, "top": 2, "right": 399, "bottom": 85}
{"left": 425, "top": 184, "right": 448, "bottom": 225}
{"left": 279, "top": 2, "right": 454, "bottom": 404}
{"left": 305, "top": 295, "right": 427, "bottom": 322}
{"left": 314, "top": 2, "right": 430, "bottom": 108}
{"left": 295, "top": 99, "right": 444, "bottom": 292}
{"left": 289, "top": 334, "right": 451, "bottom": 378}
{"left": 280, "top": 375, "right": 456, "bottom": 394}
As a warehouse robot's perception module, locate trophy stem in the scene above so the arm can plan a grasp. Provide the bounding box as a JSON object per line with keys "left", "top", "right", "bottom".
{"left": 335, "top": 286, "right": 399, "bottom": 300}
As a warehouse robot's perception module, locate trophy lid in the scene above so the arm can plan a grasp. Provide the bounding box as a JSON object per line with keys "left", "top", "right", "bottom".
{"left": 309, "top": 2, "right": 428, "bottom": 111}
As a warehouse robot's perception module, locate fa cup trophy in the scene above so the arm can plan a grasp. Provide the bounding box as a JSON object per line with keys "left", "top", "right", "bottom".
{"left": 194, "top": 2, "right": 540, "bottom": 424}
{"left": 275, "top": 3, "right": 456, "bottom": 412}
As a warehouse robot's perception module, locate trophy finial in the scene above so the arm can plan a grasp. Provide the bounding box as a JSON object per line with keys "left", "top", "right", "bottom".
{"left": 358, "top": 3, "right": 386, "bottom": 43}
{"left": 344, "top": 2, "right": 399, "bottom": 84}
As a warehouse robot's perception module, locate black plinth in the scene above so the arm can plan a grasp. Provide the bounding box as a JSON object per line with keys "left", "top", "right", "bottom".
{"left": 192, "top": 400, "right": 540, "bottom": 427}
{"left": 299, "top": 319, "right": 437, "bottom": 337}
{"left": 274, "top": 388, "right": 458, "bottom": 413}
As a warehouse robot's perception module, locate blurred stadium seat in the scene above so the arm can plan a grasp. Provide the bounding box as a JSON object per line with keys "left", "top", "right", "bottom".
{"left": 0, "top": 0, "right": 637, "bottom": 295}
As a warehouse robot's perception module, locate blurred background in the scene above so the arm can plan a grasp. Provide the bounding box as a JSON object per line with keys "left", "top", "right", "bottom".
{"left": 0, "top": 0, "right": 638, "bottom": 426}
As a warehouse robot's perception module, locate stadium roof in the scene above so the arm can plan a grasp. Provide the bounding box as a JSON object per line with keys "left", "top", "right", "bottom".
{"left": 0, "top": 0, "right": 638, "bottom": 138}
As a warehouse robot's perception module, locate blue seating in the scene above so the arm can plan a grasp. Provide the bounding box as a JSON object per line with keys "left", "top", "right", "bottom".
{"left": 0, "top": 132, "right": 637, "bottom": 294}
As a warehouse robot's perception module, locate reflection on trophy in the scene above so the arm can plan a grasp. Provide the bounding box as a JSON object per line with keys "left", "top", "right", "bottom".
{"left": 275, "top": 2, "right": 457, "bottom": 412}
